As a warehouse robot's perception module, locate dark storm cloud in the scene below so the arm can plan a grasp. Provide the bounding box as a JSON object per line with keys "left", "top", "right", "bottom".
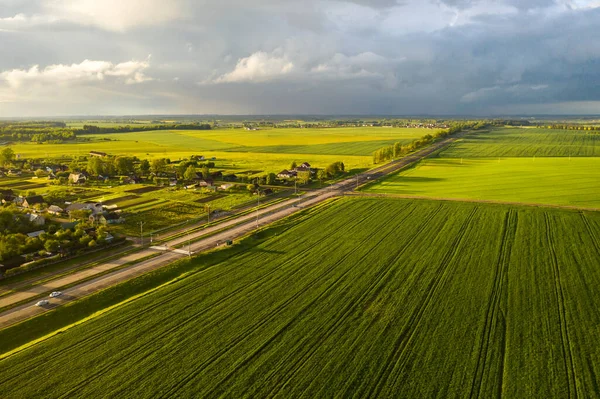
{"left": 1, "top": 0, "right": 600, "bottom": 116}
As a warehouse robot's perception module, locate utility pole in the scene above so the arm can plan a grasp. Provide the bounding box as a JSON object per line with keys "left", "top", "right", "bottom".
{"left": 256, "top": 190, "right": 260, "bottom": 228}
{"left": 188, "top": 228, "right": 191, "bottom": 257}
{"left": 294, "top": 178, "right": 297, "bottom": 196}
{"left": 356, "top": 174, "right": 359, "bottom": 189}
{"left": 139, "top": 221, "right": 145, "bottom": 247}
{"left": 206, "top": 204, "right": 210, "bottom": 224}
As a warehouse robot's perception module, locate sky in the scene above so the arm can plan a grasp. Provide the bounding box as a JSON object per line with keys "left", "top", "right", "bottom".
{"left": 1, "top": 0, "right": 600, "bottom": 117}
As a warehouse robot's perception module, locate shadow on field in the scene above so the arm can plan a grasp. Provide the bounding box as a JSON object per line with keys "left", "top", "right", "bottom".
{"left": 247, "top": 248, "right": 286, "bottom": 255}
{"left": 395, "top": 176, "right": 446, "bottom": 183}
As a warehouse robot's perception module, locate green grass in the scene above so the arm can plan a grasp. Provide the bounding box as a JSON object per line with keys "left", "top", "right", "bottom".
{"left": 442, "top": 127, "right": 600, "bottom": 157}
{"left": 2, "top": 197, "right": 600, "bottom": 397}
{"left": 364, "top": 157, "right": 600, "bottom": 208}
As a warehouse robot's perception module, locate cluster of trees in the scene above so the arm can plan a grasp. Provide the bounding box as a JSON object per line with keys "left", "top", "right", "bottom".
{"left": 76, "top": 123, "right": 211, "bottom": 135}
{"left": 0, "top": 224, "right": 110, "bottom": 264}
{"left": 0, "top": 122, "right": 76, "bottom": 143}
{"left": 0, "top": 206, "right": 37, "bottom": 235}
{"left": 85, "top": 156, "right": 172, "bottom": 177}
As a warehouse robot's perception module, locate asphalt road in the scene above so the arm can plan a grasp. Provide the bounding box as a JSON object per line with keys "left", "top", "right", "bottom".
{"left": 0, "top": 133, "right": 463, "bottom": 328}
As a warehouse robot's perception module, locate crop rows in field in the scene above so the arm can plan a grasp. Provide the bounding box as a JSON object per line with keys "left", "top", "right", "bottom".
{"left": 441, "top": 128, "right": 600, "bottom": 157}
{"left": 2, "top": 198, "right": 600, "bottom": 398}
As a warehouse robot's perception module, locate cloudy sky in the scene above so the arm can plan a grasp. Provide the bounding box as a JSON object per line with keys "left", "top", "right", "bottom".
{"left": 1, "top": 0, "right": 600, "bottom": 117}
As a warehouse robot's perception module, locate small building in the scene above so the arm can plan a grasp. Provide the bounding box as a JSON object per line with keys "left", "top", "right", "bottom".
{"left": 300, "top": 162, "right": 311, "bottom": 169}
{"left": 66, "top": 202, "right": 104, "bottom": 216}
{"left": 27, "top": 214, "right": 46, "bottom": 226}
{"left": 69, "top": 173, "right": 87, "bottom": 184}
{"left": 27, "top": 230, "right": 45, "bottom": 238}
{"left": 47, "top": 205, "right": 64, "bottom": 215}
{"left": 198, "top": 179, "right": 214, "bottom": 187}
{"left": 101, "top": 213, "right": 125, "bottom": 225}
{"left": 89, "top": 151, "right": 107, "bottom": 158}
{"left": 220, "top": 183, "right": 235, "bottom": 191}
{"left": 277, "top": 170, "right": 297, "bottom": 179}
{"left": 22, "top": 195, "right": 44, "bottom": 208}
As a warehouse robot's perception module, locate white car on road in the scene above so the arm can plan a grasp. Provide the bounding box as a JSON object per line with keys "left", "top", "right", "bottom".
{"left": 49, "top": 291, "right": 62, "bottom": 298}
{"left": 35, "top": 300, "right": 49, "bottom": 307}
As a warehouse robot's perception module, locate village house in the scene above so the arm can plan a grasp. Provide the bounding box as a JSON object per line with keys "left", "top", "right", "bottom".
{"left": 277, "top": 170, "right": 297, "bottom": 179}
{"left": 27, "top": 230, "right": 45, "bottom": 239}
{"left": 220, "top": 183, "right": 235, "bottom": 191}
{"left": 27, "top": 213, "right": 46, "bottom": 226}
{"left": 22, "top": 195, "right": 44, "bottom": 208}
{"left": 89, "top": 151, "right": 107, "bottom": 158}
{"left": 47, "top": 205, "right": 64, "bottom": 215}
{"left": 69, "top": 172, "right": 87, "bottom": 184}
{"left": 66, "top": 202, "right": 104, "bottom": 216}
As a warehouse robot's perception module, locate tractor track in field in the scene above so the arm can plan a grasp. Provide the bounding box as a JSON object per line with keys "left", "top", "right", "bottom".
{"left": 367, "top": 206, "right": 479, "bottom": 397}
{"left": 580, "top": 213, "right": 600, "bottom": 258}
{"left": 544, "top": 213, "right": 578, "bottom": 399}
{"left": 469, "top": 209, "right": 517, "bottom": 399}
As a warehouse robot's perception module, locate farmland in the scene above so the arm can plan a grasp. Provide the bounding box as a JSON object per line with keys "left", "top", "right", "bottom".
{"left": 365, "top": 127, "right": 600, "bottom": 208}
{"left": 363, "top": 157, "right": 600, "bottom": 208}
{"left": 441, "top": 127, "right": 600, "bottom": 158}
{"left": 2, "top": 198, "right": 600, "bottom": 397}
{"left": 8, "top": 127, "right": 427, "bottom": 173}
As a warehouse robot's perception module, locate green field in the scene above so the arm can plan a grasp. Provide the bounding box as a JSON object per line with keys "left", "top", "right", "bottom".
{"left": 442, "top": 127, "right": 600, "bottom": 157}
{"left": 9, "top": 127, "right": 425, "bottom": 173}
{"left": 364, "top": 157, "right": 600, "bottom": 208}
{"left": 2, "top": 198, "right": 600, "bottom": 397}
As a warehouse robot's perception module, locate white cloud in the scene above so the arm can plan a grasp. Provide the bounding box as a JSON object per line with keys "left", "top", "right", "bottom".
{"left": 213, "top": 51, "right": 295, "bottom": 83}
{"left": 207, "top": 50, "right": 401, "bottom": 87}
{"left": 0, "top": 0, "right": 186, "bottom": 32}
{"left": 0, "top": 58, "right": 152, "bottom": 89}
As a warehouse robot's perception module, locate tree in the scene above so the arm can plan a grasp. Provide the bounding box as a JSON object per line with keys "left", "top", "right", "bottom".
{"left": 184, "top": 165, "right": 197, "bottom": 181}
{"left": 70, "top": 209, "right": 91, "bottom": 221}
{"left": 247, "top": 184, "right": 256, "bottom": 193}
{"left": 69, "top": 159, "right": 80, "bottom": 172}
{"left": 297, "top": 170, "right": 311, "bottom": 184}
{"left": 202, "top": 166, "right": 210, "bottom": 180}
{"left": 114, "top": 157, "right": 134, "bottom": 175}
{"left": 34, "top": 169, "right": 45, "bottom": 178}
{"left": 151, "top": 158, "right": 168, "bottom": 174}
{"left": 139, "top": 159, "right": 150, "bottom": 176}
{"left": 0, "top": 147, "right": 15, "bottom": 166}
{"left": 290, "top": 161, "right": 297, "bottom": 170}
{"left": 44, "top": 239, "right": 60, "bottom": 253}
{"left": 265, "top": 172, "right": 277, "bottom": 185}
{"left": 87, "top": 157, "right": 104, "bottom": 176}
{"left": 317, "top": 169, "right": 327, "bottom": 184}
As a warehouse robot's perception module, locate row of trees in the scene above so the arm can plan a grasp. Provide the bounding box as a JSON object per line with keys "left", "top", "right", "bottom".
{"left": 372, "top": 122, "right": 488, "bottom": 164}
{"left": 76, "top": 123, "right": 211, "bottom": 135}
{"left": 0, "top": 122, "right": 75, "bottom": 143}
